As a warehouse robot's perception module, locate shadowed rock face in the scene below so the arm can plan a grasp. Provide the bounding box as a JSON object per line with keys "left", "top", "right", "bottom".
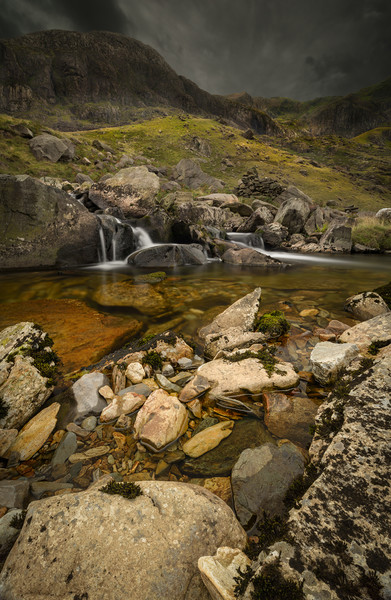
{"left": 0, "top": 30, "right": 280, "bottom": 135}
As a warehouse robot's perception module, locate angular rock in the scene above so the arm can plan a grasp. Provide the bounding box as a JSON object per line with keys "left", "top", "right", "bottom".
{"left": 51, "top": 432, "right": 78, "bottom": 466}
{"left": 198, "top": 547, "right": 251, "bottom": 600}
{"left": 29, "top": 134, "right": 75, "bottom": 162}
{"left": 197, "top": 193, "right": 238, "bottom": 206}
{"left": 0, "top": 479, "right": 29, "bottom": 509}
{"left": 128, "top": 243, "right": 207, "bottom": 267}
{"left": 274, "top": 196, "right": 312, "bottom": 234}
{"left": 199, "top": 288, "right": 261, "bottom": 340}
{"left": 154, "top": 373, "right": 181, "bottom": 393}
{"left": 197, "top": 355, "right": 299, "bottom": 398}
{"left": 204, "top": 327, "right": 267, "bottom": 359}
{"left": 183, "top": 421, "right": 234, "bottom": 458}
{"left": 231, "top": 441, "right": 305, "bottom": 526}
{"left": 71, "top": 372, "right": 109, "bottom": 422}
{"left": 179, "top": 374, "right": 211, "bottom": 403}
{"left": 134, "top": 389, "right": 188, "bottom": 452}
{"left": 5, "top": 402, "right": 60, "bottom": 461}
{"left": 320, "top": 218, "right": 352, "bottom": 252}
{"left": 344, "top": 291, "right": 390, "bottom": 321}
{"left": 172, "top": 158, "right": 223, "bottom": 191}
{"left": 236, "top": 206, "right": 274, "bottom": 232}
{"left": 81, "top": 416, "right": 97, "bottom": 431}
{"left": 0, "top": 478, "right": 246, "bottom": 600}
{"left": 100, "top": 392, "right": 146, "bottom": 422}
{"left": 260, "top": 222, "right": 289, "bottom": 248}
{"left": 310, "top": 341, "right": 360, "bottom": 385}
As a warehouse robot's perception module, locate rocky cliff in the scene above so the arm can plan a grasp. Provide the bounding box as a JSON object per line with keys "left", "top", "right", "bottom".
{"left": 0, "top": 30, "right": 280, "bottom": 135}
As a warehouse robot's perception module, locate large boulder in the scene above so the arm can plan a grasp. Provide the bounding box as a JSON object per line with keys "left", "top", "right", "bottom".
{"left": 0, "top": 174, "right": 100, "bottom": 268}
{"left": 221, "top": 247, "right": 284, "bottom": 267}
{"left": 172, "top": 158, "right": 223, "bottom": 191}
{"left": 310, "top": 341, "right": 360, "bottom": 385}
{"left": 231, "top": 441, "right": 305, "bottom": 526}
{"left": 344, "top": 291, "right": 390, "bottom": 321}
{"left": 0, "top": 477, "right": 246, "bottom": 600}
{"left": 274, "top": 195, "right": 312, "bottom": 234}
{"left": 128, "top": 243, "right": 207, "bottom": 267}
{"left": 320, "top": 218, "right": 352, "bottom": 252}
{"left": 236, "top": 206, "right": 274, "bottom": 232}
{"left": 29, "top": 134, "right": 75, "bottom": 162}
{"left": 89, "top": 166, "right": 160, "bottom": 217}
{"left": 174, "top": 201, "right": 242, "bottom": 230}
{"left": 260, "top": 222, "right": 289, "bottom": 248}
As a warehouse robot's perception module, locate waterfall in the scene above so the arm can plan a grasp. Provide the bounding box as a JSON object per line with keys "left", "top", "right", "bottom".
{"left": 98, "top": 227, "right": 108, "bottom": 263}
{"left": 226, "top": 232, "right": 265, "bottom": 250}
{"left": 96, "top": 214, "right": 156, "bottom": 265}
{"left": 132, "top": 227, "right": 154, "bottom": 249}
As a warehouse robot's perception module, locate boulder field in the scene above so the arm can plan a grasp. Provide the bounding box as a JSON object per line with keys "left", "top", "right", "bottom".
{"left": 0, "top": 290, "right": 390, "bottom": 599}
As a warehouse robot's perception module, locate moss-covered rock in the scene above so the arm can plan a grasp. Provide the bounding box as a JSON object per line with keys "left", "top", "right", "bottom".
{"left": 255, "top": 310, "right": 290, "bottom": 338}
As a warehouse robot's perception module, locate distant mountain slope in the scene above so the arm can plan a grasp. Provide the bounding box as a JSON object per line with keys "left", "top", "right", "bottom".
{"left": 227, "top": 78, "right": 391, "bottom": 137}
{"left": 0, "top": 29, "right": 280, "bottom": 135}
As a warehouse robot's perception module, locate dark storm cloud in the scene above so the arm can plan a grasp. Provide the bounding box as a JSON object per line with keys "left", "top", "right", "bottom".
{"left": 0, "top": 0, "right": 390, "bottom": 100}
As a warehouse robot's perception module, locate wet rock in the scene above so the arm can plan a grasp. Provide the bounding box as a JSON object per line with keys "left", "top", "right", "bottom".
{"left": 68, "top": 446, "right": 111, "bottom": 463}
{"left": 204, "top": 327, "right": 266, "bottom": 359}
{"left": 29, "top": 134, "right": 75, "bottom": 162}
{"left": 198, "top": 547, "right": 251, "bottom": 600}
{"left": 327, "top": 319, "right": 350, "bottom": 336}
{"left": 221, "top": 248, "right": 283, "bottom": 267}
{"left": 134, "top": 389, "right": 188, "bottom": 452}
{"left": 182, "top": 421, "right": 234, "bottom": 458}
{"left": 100, "top": 392, "right": 146, "bottom": 422}
{"left": 179, "top": 374, "right": 211, "bottom": 403}
{"left": 339, "top": 313, "right": 391, "bottom": 349}
{"left": 0, "top": 480, "right": 29, "bottom": 509}
{"left": 177, "top": 357, "right": 193, "bottom": 369}
{"left": 263, "top": 392, "right": 318, "bottom": 447}
{"left": 93, "top": 281, "right": 168, "bottom": 316}
{"left": 344, "top": 291, "right": 390, "bottom": 321}
{"left": 71, "top": 372, "right": 109, "bottom": 422}
{"left": 51, "top": 432, "right": 77, "bottom": 466}
{"left": 0, "top": 477, "right": 246, "bottom": 600}
{"left": 182, "top": 419, "right": 274, "bottom": 477}
{"left": 162, "top": 363, "right": 175, "bottom": 377}
{"left": 128, "top": 243, "right": 207, "bottom": 267}
{"left": 5, "top": 403, "right": 60, "bottom": 461}
{"left": 154, "top": 373, "right": 181, "bottom": 393}
{"left": 310, "top": 341, "right": 360, "bottom": 385}
{"left": 231, "top": 441, "right": 305, "bottom": 526}
{"left": 260, "top": 222, "right": 289, "bottom": 248}
{"left": 66, "top": 422, "right": 90, "bottom": 438}
{"left": 199, "top": 288, "right": 261, "bottom": 341}
{"left": 30, "top": 481, "right": 74, "bottom": 499}
{"left": 81, "top": 416, "right": 97, "bottom": 431}
{"left": 197, "top": 354, "right": 299, "bottom": 398}
{"left": 119, "top": 383, "right": 153, "bottom": 398}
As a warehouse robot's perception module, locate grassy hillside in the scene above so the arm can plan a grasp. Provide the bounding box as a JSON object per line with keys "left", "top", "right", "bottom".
{"left": 0, "top": 111, "right": 390, "bottom": 211}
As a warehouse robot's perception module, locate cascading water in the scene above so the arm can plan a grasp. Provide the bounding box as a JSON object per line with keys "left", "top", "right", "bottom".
{"left": 132, "top": 227, "right": 154, "bottom": 250}
{"left": 226, "top": 232, "right": 265, "bottom": 250}
{"left": 98, "top": 227, "right": 108, "bottom": 262}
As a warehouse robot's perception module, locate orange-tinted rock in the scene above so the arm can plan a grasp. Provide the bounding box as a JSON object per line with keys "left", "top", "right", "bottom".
{"left": 0, "top": 299, "right": 142, "bottom": 373}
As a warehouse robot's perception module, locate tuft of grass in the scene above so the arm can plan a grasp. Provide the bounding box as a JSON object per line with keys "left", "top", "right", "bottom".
{"left": 352, "top": 216, "right": 391, "bottom": 251}
{"left": 100, "top": 480, "right": 143, "bottom": 499}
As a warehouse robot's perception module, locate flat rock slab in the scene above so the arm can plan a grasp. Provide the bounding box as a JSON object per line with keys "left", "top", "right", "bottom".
{"left": 0, "top": 478, "right": 246, "bottom": 600}
{"left": 310, "top": 341, "right": 360, "bottom": 385}
{"left": 339, "top": 312, "right": 391, "bottom": 350}
{"left": 197, "top": 357, "right": 299, "bottom": 397}
{"left": 231, "top": 441, "right": 305, "bottom": 526}
{"left": 6, "top": 402, "right": 60, "bottom": 461}
{"left": 182, "top": 419, "right": 274, "bottom": 477}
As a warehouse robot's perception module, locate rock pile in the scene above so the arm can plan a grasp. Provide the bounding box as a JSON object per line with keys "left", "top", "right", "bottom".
{"left": 234, "top": 167, "right": 285, "bottom": 199}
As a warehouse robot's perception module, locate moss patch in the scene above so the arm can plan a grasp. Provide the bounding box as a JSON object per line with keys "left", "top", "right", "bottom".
{"left": 100, "top": 480, "right": 143, "bottom": 499}
{"left": 142, "top": 350, "right": 163, "bottom": 370}
{"left": 368, "top": 339, "right": 391, "bottom": 355}
{"left": 234, "top": 561, "right": 304, "bottom": 600}
{"left": 227, "top": 346, "right": 278, "bottom": 376}
{"left": 255, "top": 311, "right": 290, "bottom": 338}
{"left": 10, "top": 510, "right": 27, "bottom": 530}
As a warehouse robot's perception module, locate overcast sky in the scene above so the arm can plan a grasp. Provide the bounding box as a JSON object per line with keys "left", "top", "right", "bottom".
{"left": 0, "top": 0, "right": 390, "bottom": 100}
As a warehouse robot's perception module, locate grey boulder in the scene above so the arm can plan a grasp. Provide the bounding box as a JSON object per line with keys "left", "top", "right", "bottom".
{"left": 128, "top": 243, "right": 207, "bottom": 267}
{"left": 29, "top": 134, "right": 75, "bottom": 162}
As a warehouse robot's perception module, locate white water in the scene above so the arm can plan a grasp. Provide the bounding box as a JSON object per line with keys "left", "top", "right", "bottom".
{"left": 132, "top": 227, "right": 155, "bottom": 250}
{"left": 98, "top": 228, "right": 108, "bottom": 263}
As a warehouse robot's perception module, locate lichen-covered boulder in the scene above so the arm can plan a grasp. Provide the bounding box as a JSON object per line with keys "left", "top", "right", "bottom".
{"left": 310, "top": 341, "right": 360, "bottom": 385}
{"left": 0, "top": 477, "right": 247, "bottom": 600}
{"left": 339, "top": 312, "right": 391, "bottom": 350}
{"left": 344, "top": 291, "right": 390, "bottom": 321}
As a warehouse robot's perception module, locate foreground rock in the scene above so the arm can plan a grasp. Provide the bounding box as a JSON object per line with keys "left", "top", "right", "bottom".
{"left": 339, "top": 312, "right": 391, "bottom": 349}
{"left": 310, "top": 341, "right": 360, "bottom": 385}
{"left": 5, "top": 402, "right": 60, "bottom": 461}
{"left": 231, "top": 441, "right": 305, "bottom": 527}
{"left": 0, "top": 322, "right": 56, "bottom": 429}
{"left": 0, "top": 174, "right": 100, "bottom": 269}
{"left": 128, "top": 243, "right": 207, "bottom": 267}
{"left": 198, "top": 547, "right": 251, "bottom": 600}
{"left": 29, "top": 133, "right": 75, "bottom": 162}
{"left": 199, "top": 288, "right": 261, "bottom": 341}
{"left": 0, "top": 477, "right": 246, "bottom": 600}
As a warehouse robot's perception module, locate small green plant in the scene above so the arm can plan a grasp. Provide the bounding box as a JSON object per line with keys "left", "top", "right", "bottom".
{"left": 10, "top": 510, "right": 27, "bottom": 530}
{"left": 137, "top": 333, "right": 157, "bottom": 347}
{"left": 142, "top": 350, "right": 163, "bottom": 370}
{"left": 368, "top": 340, "right": 390, "bottom": 355}
{"left": 352, "top": 216, "right": 391, "bottom": 251}
{"left": 100, "top": 480, "right": 143, "bottom": 499}
{"left": 255, "top": 311, "right": 290, "bottom": 338}
{"left": 316, "top": 222, "right": 328, "bottom": 233}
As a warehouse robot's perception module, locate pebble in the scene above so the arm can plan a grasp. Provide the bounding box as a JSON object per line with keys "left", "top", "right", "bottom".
{"left": 162, "top": 364, "right": 175, "bottom": 377}
{"left": 51, "top": 432, "right": 77, "bottom": 466}
{"left": 66, "top": 423, "right": 90, "bottom": 439}
{"left": 154, "top": 373, "right": 181, "bottom": 393}
{"left": 177, "top": 357, "right": 193, "bottom": 369}
{"left": 81, "top": 416, "right": 97, "bottom": 431}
